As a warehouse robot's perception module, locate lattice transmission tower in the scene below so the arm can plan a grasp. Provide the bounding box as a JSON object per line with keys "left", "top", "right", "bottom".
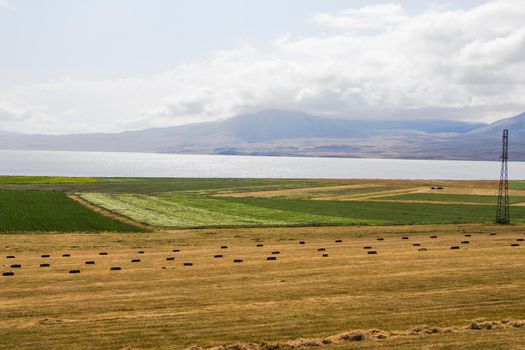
{"left": 496, "top": 129, "right": 509, "bottom": 224}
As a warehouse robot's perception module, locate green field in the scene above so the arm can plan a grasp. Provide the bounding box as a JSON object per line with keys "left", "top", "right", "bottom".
{"left": 0, "top": 189, "right": 143, "bottom": 232}
{"left": 80, "top": 193, "right": 375, "bottom": 228}
{"left": 0, "top": 176, "right": 337, "bottom": 194}
{"left": 78, "top": 192, "right": 525, "bottom": 228}
{"left": 226, "top": 197, "right": 525, "bottom": 225}
{"left": 1, "top": 177, "right": 525, "bottom": 232}
{"left": 379, "top": 193, "right": 525, "bottom": 204}
{"left": 511, "top": 180, "right": 525, "bottom": 190}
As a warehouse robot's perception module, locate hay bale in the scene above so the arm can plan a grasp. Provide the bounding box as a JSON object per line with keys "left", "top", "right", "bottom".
{"left": 233, "top": 259, "right": 243, "bottom": 263}
{"left": 256, "top": 244, "right": 264, "bottom": 247}
{"left": 214, "top": 255, "right": 223, "bottom": 258}
{"left": 490, "top": 233, "right": 496, "bottom": 236}
{"left": 402, "top": 237, "right": 409, "bottom": 240}
{"left": 166, "top": 257, "right": 175, "bottom": 261}
{"left": 413, "top": 243, "right": 421, "bottom": 247}
{"left": 450, "top": 246, "right": 460, "bottom": 250}
{"left": 377, "top": 237, "right": 384, "bottom": 241}
{"left": 69, "top": 270, "right": 80, "bottom": 274}
{"left": 335, "top": 240, "right": 343, "bottom": 243}
{"left": 85, "top": 261, "right": 95, "bottom": 265}
{"left": 299, "top": 241, "right": 305, "bottom": 244}
{"left": 40, "top": 263, "right": 50, "bottom": 267}
{"left": 173, "top": 249, "right": 180, "bottom": 252}
{"left": 272, "top": 251, "right": 281, "bottom": 254}
{"left": 317, "top": 248, "right": 326, "bottom": 251}
{"left": 511, "top": 243, "right": 520, "bottom": 247}
{"left": 517, "top": 239, "right": 524, "bottom": 242}
{"left": 368, "top": 251, "right": 378, "bottom": 255}
{"left": 131, "top": 259, "right": 141, "bottom": 263}
{"left": 267, "top": 257, "right": 277, "bottom": 261}
{"left": 2, "top": 272, "right": 14, "bottom": 276}
{"left": 41, "top": 254, "right": 50, "bottom": 258}
{"left": 110, "top": 267, "right": 122, "bottom": 271}
{"left": 461, "top": 241, "right": 470, "bottom": 244}
{"left": 62, "top": 254, "right": 71, "bottom": 257}
{"left": 184, "top": 263, "right": 193, "bottom": 266}
{"left": 363, "top": 246, "right": 372, "bottom": 249}
{"left": 99, "top": 252, "right": 108, "bottom": 255}
{"left": 138, "top": 251, "right": 145, "bottom": 254}
{"left": 418, "top": 248, "right": 428, "bottom": 252}
{"left": 465, "top": 234, "right": 472, "bottom": 237}
{"left": 6, "top": 255, "right": 15, "bottom": 259}
{"left": 322, "top": 254, "right": 329, "bottom": 257}
{"left": 221, "top": 246, "right": 228, "bottom": 249}
{"left": 10, "top": 264, "right": 21, "bottom": 268}
{"left": 430, "top": 235, "right": 438, "bottom": 239}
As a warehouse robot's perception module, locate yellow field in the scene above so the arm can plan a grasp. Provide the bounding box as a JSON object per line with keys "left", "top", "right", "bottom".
{"left": 2, "top": 224, "right": 525, "bottom": 349}
{"left": 213, "top": 179, "right": 525, "bottom": 204}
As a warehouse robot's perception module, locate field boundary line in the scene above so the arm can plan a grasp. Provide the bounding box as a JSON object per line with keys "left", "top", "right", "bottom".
{"left": 211, "top": 184, "right": 376, "bottom": 198}
{"left": 68, "top": 193, "right": 153, "bottom": 231}
{"left": 366, "top": 199, "right": 495, "bottom": 206}
{"left": 316, "top": 187, "right": 421, "bottom": 201}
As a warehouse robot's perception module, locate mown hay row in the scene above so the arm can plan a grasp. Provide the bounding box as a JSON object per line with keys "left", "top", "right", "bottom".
{"left": 186, "top": 319, "right": 525, "bottom": 350}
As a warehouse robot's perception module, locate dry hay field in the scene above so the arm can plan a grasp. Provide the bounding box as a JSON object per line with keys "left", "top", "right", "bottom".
{"left": 2, "top": 224, "right": 525, "bottom": 349}
{"left": 2, "top": 177, "right": 525, "bottom": 349}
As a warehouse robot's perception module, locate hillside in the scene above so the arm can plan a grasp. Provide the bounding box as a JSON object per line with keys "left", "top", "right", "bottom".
{"left": 0, "top": 109, "right": 524, "bottom": 160}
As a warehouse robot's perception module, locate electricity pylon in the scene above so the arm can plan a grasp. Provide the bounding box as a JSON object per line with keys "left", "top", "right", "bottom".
{"left": 496, "top": 129, "right": 509, "bottom": 224}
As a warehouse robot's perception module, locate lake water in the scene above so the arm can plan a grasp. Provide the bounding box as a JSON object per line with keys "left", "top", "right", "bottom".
{"left": 0, "top": 150, "right": 524, "bottom": 180}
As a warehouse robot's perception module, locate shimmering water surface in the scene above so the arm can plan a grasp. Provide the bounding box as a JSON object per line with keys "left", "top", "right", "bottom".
{"left": 0, "top": 150, "right": 524, "bottom": 180}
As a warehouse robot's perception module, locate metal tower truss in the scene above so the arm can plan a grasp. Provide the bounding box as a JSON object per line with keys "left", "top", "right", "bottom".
{"left": 496, "top": 129, "right": 509, "bottom": 224}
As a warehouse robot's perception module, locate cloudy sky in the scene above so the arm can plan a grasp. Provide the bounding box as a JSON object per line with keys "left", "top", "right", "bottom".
{"left": 0, "top": 0, "right": 524, "bottom": 134}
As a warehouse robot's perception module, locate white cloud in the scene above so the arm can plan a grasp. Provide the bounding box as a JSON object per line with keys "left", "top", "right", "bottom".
{"left": 313, "top": 3, "right": 408, "bottom": 30}
{"left": 0, "top": 0, "right": 10, "bottom": 8}
{"left": 1, "top": 0, "right": 524, "bottom": 134}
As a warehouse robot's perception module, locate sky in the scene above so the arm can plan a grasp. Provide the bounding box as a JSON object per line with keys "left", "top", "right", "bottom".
{"left": 0, "top": 0, "right": 524, "bottom": 134}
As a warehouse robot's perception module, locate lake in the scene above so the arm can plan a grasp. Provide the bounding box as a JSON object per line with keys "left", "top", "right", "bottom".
{"left": 0, "top": 150, "right": 524, "bottom": 180}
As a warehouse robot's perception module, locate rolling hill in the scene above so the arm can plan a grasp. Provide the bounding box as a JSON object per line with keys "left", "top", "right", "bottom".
{"left": 0, "top": 109, "right": 524, "bottom": 161}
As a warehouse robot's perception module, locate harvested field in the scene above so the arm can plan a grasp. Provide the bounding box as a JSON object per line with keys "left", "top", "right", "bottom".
{"left": 212, "top": 184, "right": 389, "bottom": 199}
{"left": 191, "top": 319, "right": 525, "bottom": 350}
{"left": 375, "top": 193, "right": 525, "bottom": 205}
{"left": 1, "top": 224, "right": 525, "bottom": 349}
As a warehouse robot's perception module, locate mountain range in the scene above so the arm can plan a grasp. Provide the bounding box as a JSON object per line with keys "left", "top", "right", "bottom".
{"left": 1, "top": 109, "right": 524, "bottom": 161}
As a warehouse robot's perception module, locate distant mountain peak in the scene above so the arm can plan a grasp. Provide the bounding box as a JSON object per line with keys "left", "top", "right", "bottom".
{"left": 0, "top": 109, "right": 523, "bottom": 161}
{"left": 468, "top": 111, "right": 525, "bottom": 135}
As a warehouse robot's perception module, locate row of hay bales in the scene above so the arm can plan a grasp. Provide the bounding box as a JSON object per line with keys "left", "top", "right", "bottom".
{"left": 2, "top": 232, "right": 524, "bottom": 277}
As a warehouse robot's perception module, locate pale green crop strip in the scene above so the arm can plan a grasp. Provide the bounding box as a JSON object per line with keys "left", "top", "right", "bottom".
{"left": 79, "top": 192, "right": 373, "bottom": 228}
